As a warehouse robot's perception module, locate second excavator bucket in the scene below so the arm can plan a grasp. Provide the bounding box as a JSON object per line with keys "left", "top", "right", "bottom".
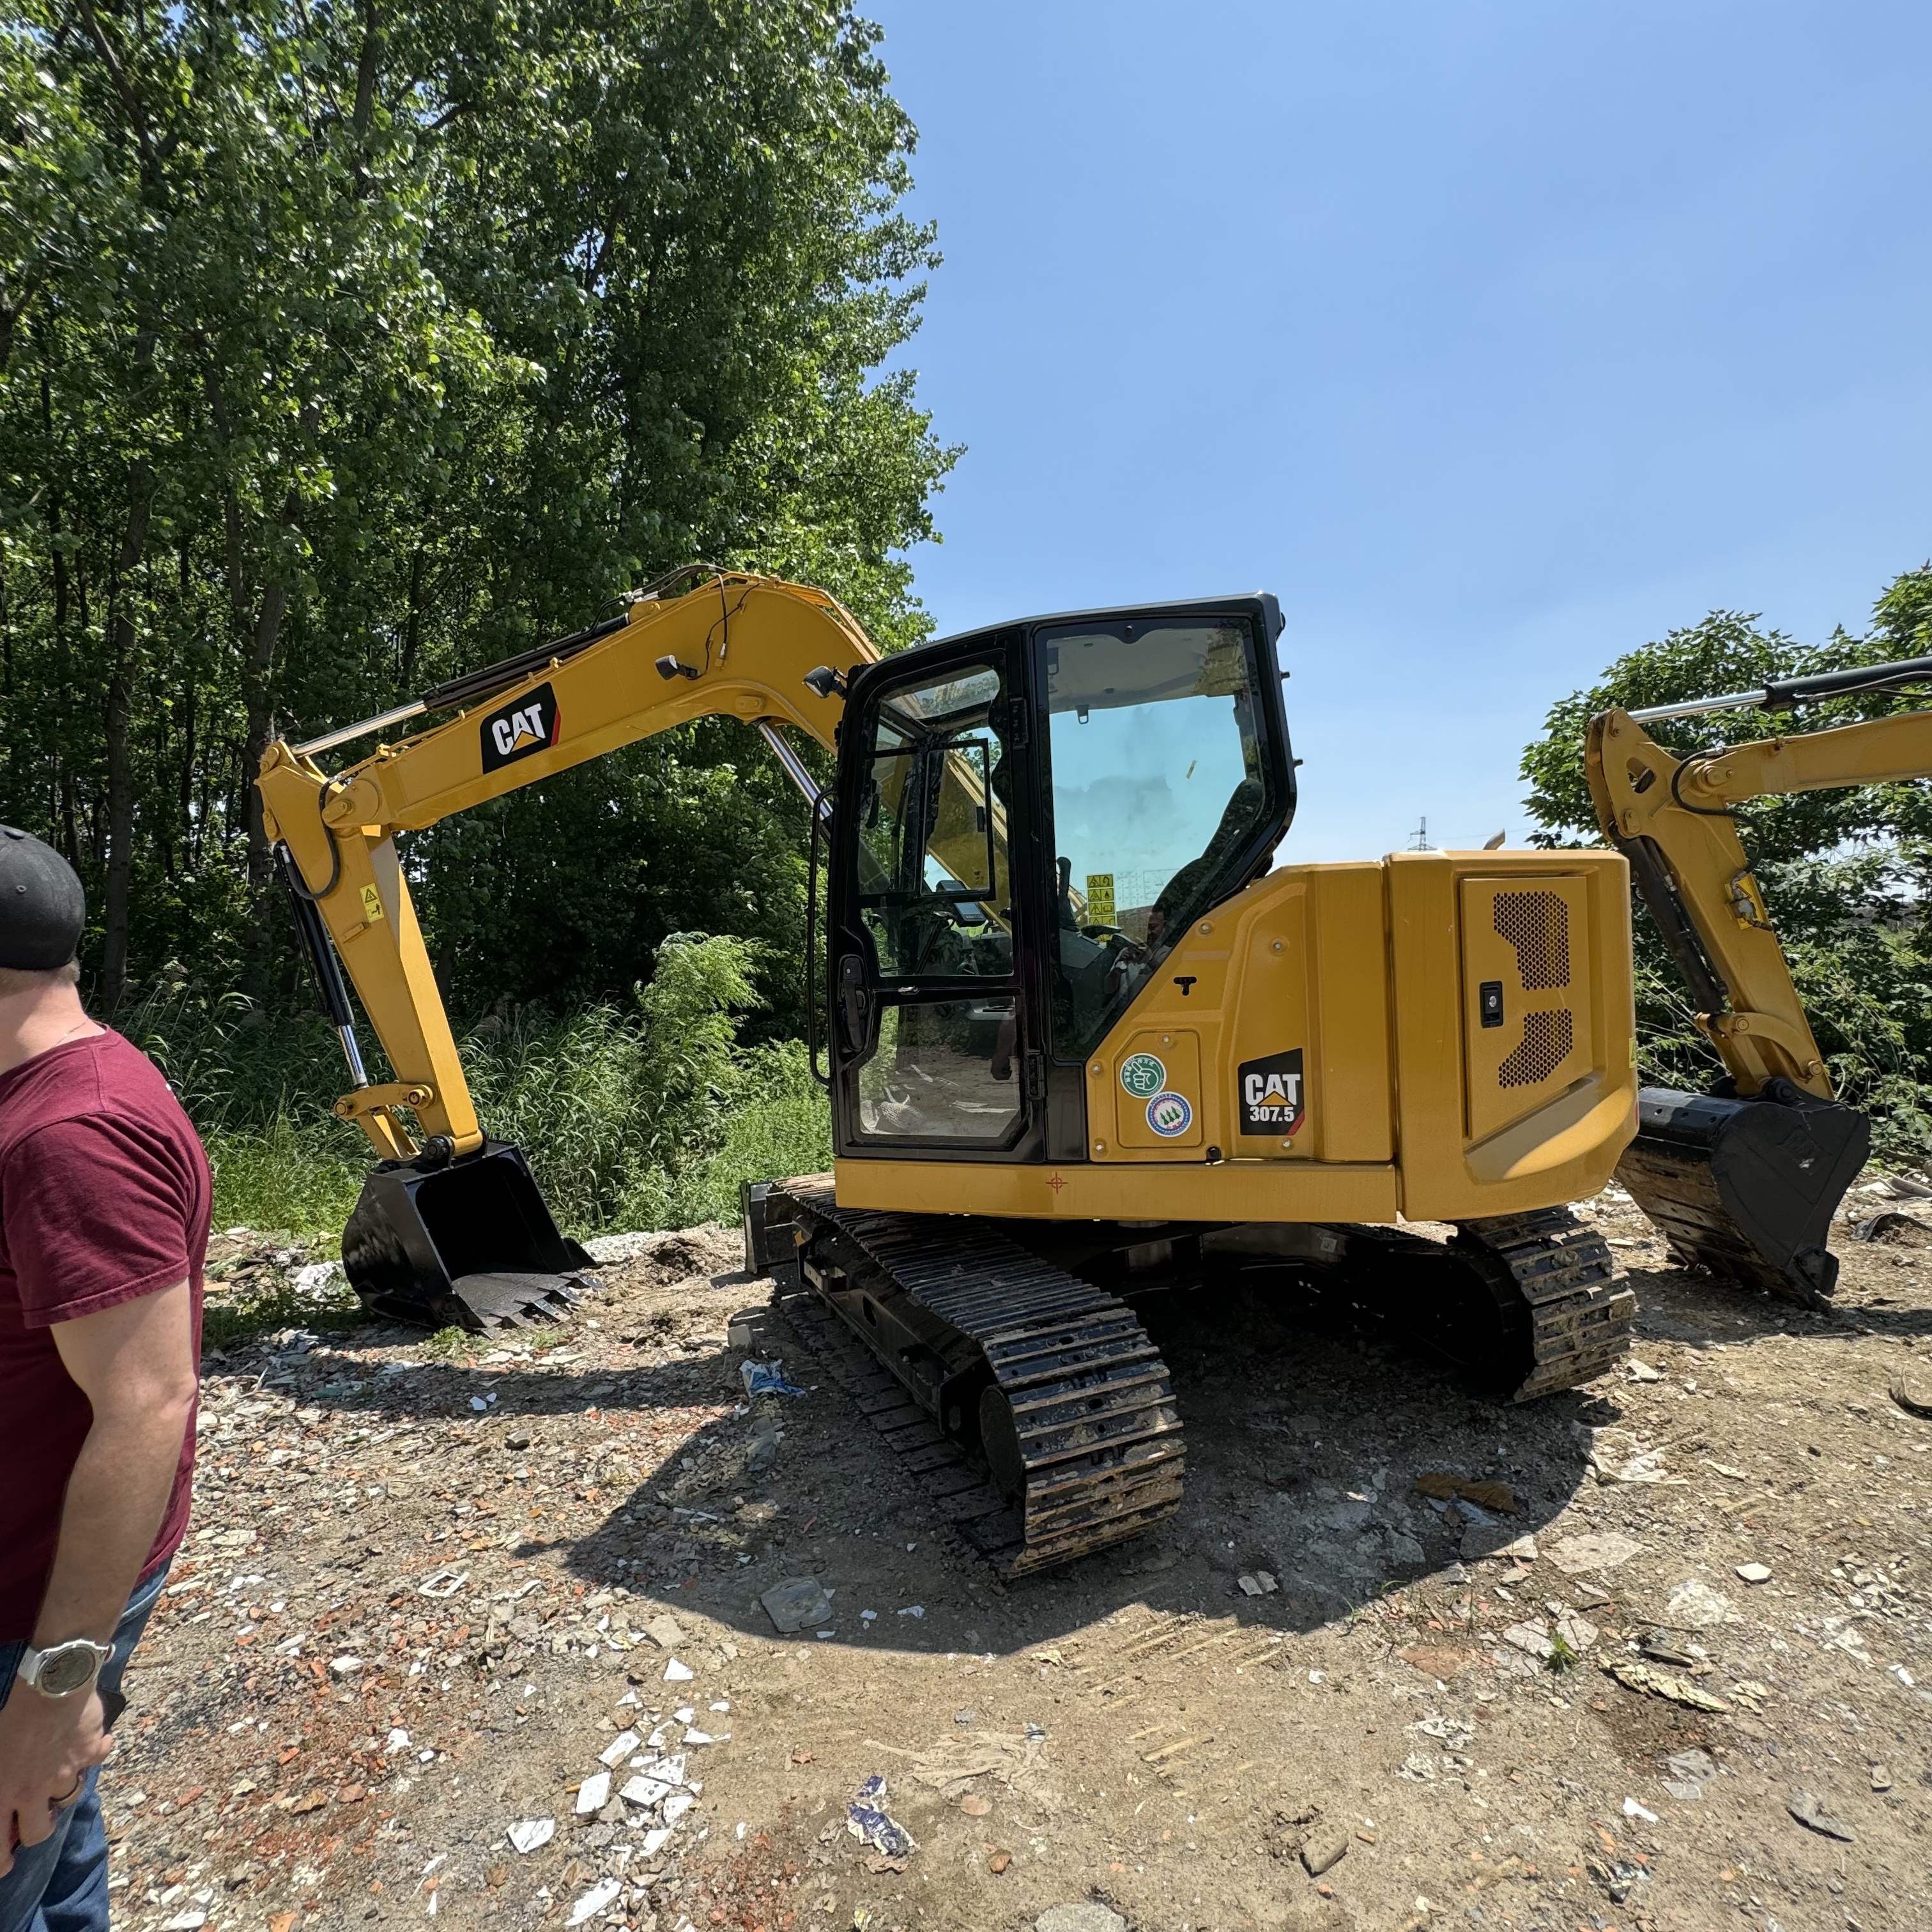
{"left": 1616, "top": 1081, "right": 1870, "bottom": 1308}
{"left": 340, "top": 1140, "right": 599, "bottom": 1333}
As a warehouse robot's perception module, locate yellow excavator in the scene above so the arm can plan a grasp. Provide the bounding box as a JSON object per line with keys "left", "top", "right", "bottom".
{"left": 261, "top": 566, "right": 1657, "bottom": 1575}
{"left": 1586, "top": 655, "right": 1932, "bottom": 1306}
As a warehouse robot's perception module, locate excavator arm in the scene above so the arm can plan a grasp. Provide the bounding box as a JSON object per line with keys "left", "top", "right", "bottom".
{"left": 1584, "top": 654, "right": 1932, "bottom": 1305}
{"left": 258, "top": 571, "right": 875, "bottom": 1159}
{"left": 254, "top": 569, "right": 878, "bottom": 1328}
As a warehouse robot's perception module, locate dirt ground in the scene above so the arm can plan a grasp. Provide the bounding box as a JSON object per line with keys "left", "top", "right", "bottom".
{"left": 104, "top": 1184, "right": 1932, "bottom": 1932}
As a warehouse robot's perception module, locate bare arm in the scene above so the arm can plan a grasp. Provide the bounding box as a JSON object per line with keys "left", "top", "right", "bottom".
{"left": 0, "top": 1280, "right": 195, "bottom": 1869}
{"left": 36, "top": 1278, "right": 197, "bottom": 1643}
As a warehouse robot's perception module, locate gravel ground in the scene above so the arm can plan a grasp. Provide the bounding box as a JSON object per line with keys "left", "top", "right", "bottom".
{"left": 103, "top": 1187, "right": 1932, "bottom": 1932}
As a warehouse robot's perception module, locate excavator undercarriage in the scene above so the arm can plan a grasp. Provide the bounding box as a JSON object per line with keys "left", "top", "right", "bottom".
{"left": 740, "top": 1181, "right": 1632, "bottom": 1577}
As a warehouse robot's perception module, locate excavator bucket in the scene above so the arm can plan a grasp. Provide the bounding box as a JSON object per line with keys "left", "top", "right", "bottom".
{"left": 1616, "top": 1081, "right": 1869, "bottom": 1309}
{"left": 339, "top": 1140, "right": 599, "bottom": 1333}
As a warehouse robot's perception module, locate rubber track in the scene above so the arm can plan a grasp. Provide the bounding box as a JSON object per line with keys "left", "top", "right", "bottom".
{"left": 1453, "top": 1207, "right": 1636, "bottom": 1400}
{"left": 773, "top": 1183, "right": 1185, "bottom": 1579}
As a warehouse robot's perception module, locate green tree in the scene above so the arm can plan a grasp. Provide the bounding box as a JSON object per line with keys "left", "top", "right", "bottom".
{"left": 0, "top": 0, "right": 951, "bottom": 1038}
{"left": 1521, "top": 567, "right": 1932, "bottom": 1163}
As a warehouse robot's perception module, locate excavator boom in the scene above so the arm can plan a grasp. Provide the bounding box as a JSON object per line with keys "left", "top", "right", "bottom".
{"left": 256, "top": 571, "right": 877, "bottom": 1326}
{"left": 1586, "top": 661, "right": 1932, "bottom": 1304}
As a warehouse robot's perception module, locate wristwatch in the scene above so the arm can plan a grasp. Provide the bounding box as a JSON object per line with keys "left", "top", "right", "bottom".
{"left": 16, "top": 1638, "right": 115, "bottom": 1699}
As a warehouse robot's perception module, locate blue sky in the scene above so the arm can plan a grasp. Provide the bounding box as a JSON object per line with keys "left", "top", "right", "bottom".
{"left": 866, "top": 1, "right": 1932, "bottom": 859}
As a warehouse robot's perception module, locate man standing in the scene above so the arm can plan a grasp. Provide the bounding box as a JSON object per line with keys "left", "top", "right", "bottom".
{"left": 0, "top": 829, "right": 207, "bottom": 1932}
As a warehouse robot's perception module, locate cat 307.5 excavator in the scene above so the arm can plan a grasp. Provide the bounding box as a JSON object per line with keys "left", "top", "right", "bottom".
{"left": 251, "top": 567, "right": 1895, "bottom": 1575}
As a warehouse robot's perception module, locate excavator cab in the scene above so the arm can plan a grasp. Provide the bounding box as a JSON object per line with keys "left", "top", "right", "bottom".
{"left": 823, "top": 595, "right": 1294, "bottom": 1166}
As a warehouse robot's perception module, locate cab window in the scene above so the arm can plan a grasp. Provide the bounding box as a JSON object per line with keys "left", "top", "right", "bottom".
{"left": 1041, "top": 617, "right": 1273, "bottom": 1059}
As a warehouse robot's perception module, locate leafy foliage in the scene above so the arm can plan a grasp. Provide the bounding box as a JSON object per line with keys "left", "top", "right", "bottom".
{"left": 1521, "top": 566, "right": 1932, "bottom": 1164}
{"left": 129, "top": 930, "right": 832, "bottom": 1238}
{"left": 0, "top": 0, "right": 951, "bottom": 1036}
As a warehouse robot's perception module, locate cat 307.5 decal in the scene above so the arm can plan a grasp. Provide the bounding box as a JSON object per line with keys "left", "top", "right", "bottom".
{"left": 1238, "top": 1047, "right": 1305, "bottom": 1135}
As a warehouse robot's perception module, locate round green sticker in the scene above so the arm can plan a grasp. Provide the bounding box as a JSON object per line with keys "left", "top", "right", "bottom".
{"left": 1119, "top": 1052, "right": 1167, "bottom": 1099}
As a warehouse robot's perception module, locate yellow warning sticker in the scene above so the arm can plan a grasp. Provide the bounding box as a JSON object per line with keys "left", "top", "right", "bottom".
{"left": 1085, "top": 872, "right": 1117, "bottom": 925}
{"left": 360, "top": 884, "right": 385, "bottom": 924}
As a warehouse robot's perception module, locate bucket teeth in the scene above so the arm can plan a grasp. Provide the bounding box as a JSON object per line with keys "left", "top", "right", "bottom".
{"left": 448, "top": 1271, "right": 589, "bottom": 1331}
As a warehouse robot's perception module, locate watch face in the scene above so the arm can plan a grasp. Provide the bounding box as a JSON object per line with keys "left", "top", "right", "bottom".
{"left": 36, "top": 1645, "right": 101, "bottom": 1696}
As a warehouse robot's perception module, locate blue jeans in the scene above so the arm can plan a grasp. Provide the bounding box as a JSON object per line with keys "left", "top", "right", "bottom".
{"left": 0, "top": 1563, "right": 169, "bottom": 1932}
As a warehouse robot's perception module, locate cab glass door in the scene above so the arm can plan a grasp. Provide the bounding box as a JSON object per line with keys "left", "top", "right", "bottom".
{"left": 832, "top": 647, "right": 1032, "bottom": 1151}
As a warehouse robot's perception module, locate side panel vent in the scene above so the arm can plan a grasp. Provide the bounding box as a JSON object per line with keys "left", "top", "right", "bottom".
{"left": 1499, "top": 1008, "right": 1574, "bottom": 1087}
{"left": 1460, "top": 874, "right": 1593, "bottom": 1142}
{"left": 1492, "top": 889, "right": 1570, "bottom": 990}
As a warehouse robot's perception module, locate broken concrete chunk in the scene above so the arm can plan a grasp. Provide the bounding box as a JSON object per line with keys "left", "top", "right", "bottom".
{"left": 1502, "top": 1621, "right": 1554, "bottom": 1660}
{"left": 1547, "top": 1533, "right": 1642, "bottom": 1575}
{"left": 642, "top": 1614, "right": 686, "bottom": 1650}
{"left": 507, "top": 1818, "right": 555, "bottom": 1854}
{"left": 1662, "top": 1579, "right": 1736, "bottom": 1628}
{"left": 1034, "top": 1908, "right": 1127, "bottom": 1932}
{"left": 574, "top": 1771, "right": 610, "bottom": 1816}
{"left": 1413, "top": 1472, "right": 1519, "bottom": 1515}
{"left": 1300, "top": 1826, "right": 1351, "bottom": 1877}
{"left": 1735, "top": 1561, "right": 1772, "bottom": 1584}
{"left": 1661, "top": 1747, "right": 1717, "bottom": 1802}
{"left": 1787, "top": 1787, "right": 1855, "bottom": 1841}
{"left": 1602, "top": 1659, "right": 1728, "bottom": 1713}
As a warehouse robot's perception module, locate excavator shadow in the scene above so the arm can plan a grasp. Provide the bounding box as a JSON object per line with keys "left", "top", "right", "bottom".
{"left": 265, "top": 1267, "right": 1618, "bottom": 1652}
{"left": 539, "top": 1268, "right": 1622, "bottom": 1650}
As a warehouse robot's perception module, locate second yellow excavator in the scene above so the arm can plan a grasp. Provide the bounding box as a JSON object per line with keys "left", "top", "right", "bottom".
{"left": 1587, "top": 653, "right": 1932, "bottom": 1305}
{"left": 260, "top": 566, "right": 1659, "bottom": 1575}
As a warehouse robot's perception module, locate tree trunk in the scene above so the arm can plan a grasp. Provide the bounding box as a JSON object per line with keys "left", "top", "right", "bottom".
{"left": 98, "top": 457, "right": 154, "bottom": 1009}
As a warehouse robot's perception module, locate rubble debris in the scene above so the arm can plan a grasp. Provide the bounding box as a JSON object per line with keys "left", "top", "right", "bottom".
{"left": 1626, "top": 1359, "right": 1664, "bottom": 1382}
{"left": 1547, "top": 1533, "right": 1642, "bottom": 1575}
{"left": 739, "top": 1358, "right": 806, "bottom": 1399}
{"left": 1601, "top": 1660, "right": 1729, "bottom": 1713}
{"left": 1851, "top": 1211, "right": 1932, "bottom": 1245}
{"left": 1735, "top": 1561, "right": 1772, "bottom": 1584}
{"left": 1462, "top": 1528, "right": 1537, "bottom": 1564}
{"left": 1787, "top": 1788, "right": 1856, "bottom": 1841}
{"left": 1502, "top": 1621, "right": 1554, "bottom": 1660}
{"left": 1236, "top": 1570, "right": 1279, "bottom": 1595}
{"left": 761, "top": 1576, "right": 834, "bottom": 1634}
{"left": 1034, "top": 1907, "right": 1127, "bottom": 1932}
{"left": 1889, "top": 1362, "right": 1932, "bottom": 1419}
{"left": 1662, "top": 1579, "right": 1736, "bottom": 1628}
{"left": 846, "top": 1774, "right": 916, "bottom": 1859}
{"left": 663, "top": 1657, "right": 696, "bottom": 1682}
{"left": 1413, "top": 1472, "right": 1519, "bottom": 1514}
{"left": 575, "top": 1771, "right": 611, "bottom": 1815}
{"left": 642, "top": 1614, "right": 686, "bottom": 1650}
{"left": 1662, "top": 1749, "right": 1718, "bottom": 1800}
{"left": 566, "top": 1877, "right": 623, "bottom": 1925}
{"left": 508, "top": 1818, "right": 556, "bottom": 1854}
{"left": 1299, "top": 1824, "right": 1351, "bottom": 1877}
{"left": 1553, "top": 1609, "right": 1598, "bottom": 1653}
{"left": 1640, "top": 1632, "right": 1697, "bottom": 1667}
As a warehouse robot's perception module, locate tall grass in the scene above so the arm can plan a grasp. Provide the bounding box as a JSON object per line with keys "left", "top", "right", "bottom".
{"left": 122, "top": 934, "right": 833, "bottom": 1243}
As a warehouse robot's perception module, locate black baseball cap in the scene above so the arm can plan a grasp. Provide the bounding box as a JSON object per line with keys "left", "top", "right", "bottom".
{"left": 0, "top": 829, "right": 85, "bottom": 970}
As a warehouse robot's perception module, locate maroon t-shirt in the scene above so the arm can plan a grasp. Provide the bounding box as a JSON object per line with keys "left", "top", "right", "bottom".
{"left": 0, "top": 1029, "right": 209, "bottom": 1639}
